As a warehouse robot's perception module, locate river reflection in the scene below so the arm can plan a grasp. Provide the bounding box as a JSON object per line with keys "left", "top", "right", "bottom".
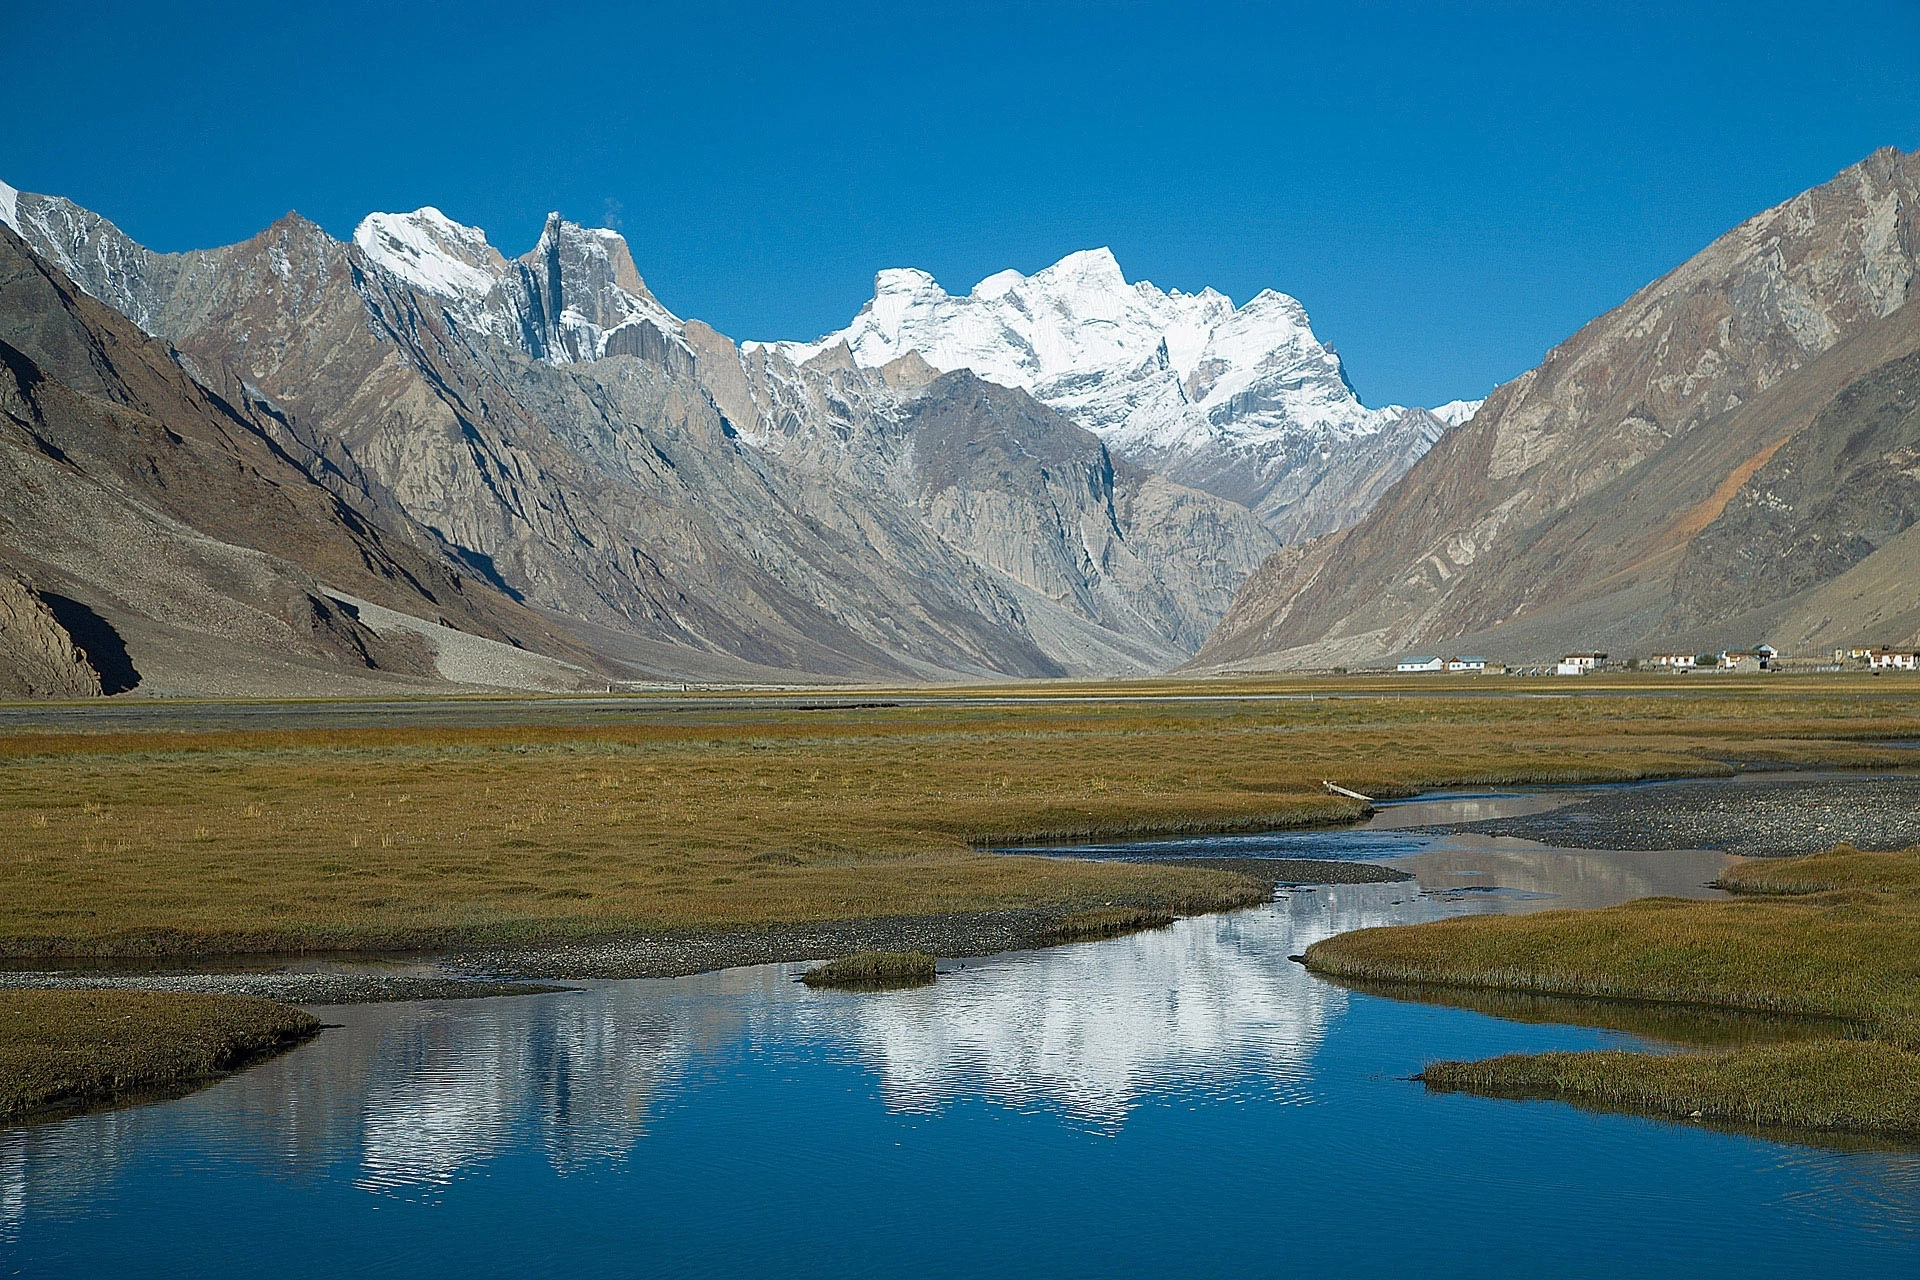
{"left": 0, "top": 886, "right": 1427, "bottom": 1221}
{"left": 786, "top": 890, "right": 1410, "bottom": 1125}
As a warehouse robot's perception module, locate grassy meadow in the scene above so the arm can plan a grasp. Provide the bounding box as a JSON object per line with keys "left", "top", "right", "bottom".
{"left": 1, "top": 673, "right": 1916, "bottom": 958}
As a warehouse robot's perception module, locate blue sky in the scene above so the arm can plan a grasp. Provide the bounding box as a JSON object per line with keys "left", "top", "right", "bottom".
{"left": 5, "top": 1, "right": 1916, "bottom": 407}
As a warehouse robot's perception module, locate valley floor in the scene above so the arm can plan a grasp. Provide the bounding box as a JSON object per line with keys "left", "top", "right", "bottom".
{"left": 2, "top": 674, "right": 1913, "bottom": 961}
{"left": 3, "top": 673, "right": 1917, "bottom": 1130}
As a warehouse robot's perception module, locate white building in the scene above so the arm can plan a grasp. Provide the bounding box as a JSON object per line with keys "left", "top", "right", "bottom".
{"left": 1556, "top": 652, "right": 1606, "bottom": 676}
{"left": 1447, "top": 656, "right": 1488, "bottom": 672}
{"left": 1649, "top": 653, "right": 1696, "bottom": 669}
{"left": 1396, "top": 656, "right": 1444, "bottom": 673}
{"left": 1869, "top": 649, "right": 1919, "bottom": 670}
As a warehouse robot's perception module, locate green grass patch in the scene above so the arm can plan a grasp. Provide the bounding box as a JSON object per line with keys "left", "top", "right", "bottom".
{"left": 1716, "top": 845, "right": 1920, "bottom": 897}
{"left": 800, "top": 950, "right": 937, "bottom": 990}
{"left": 1305, "top": 842, "right": 1920, "bottom": 1139}
{"left": 1422, "top": 1040, "right": 1920, "bottom": 1138}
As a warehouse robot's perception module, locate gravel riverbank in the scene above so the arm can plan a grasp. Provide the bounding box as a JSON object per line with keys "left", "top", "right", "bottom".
{"left": 0, "top": 971, "right": 568, "bottom": 1005}
{"left": 1434, "top": 773, "right": 1920, "bottom": 856}
{"left": 0, "top": 899, "right": 1282, "bottom": 999}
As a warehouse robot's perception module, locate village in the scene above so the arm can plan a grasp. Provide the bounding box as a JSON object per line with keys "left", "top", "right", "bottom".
{"left": 1391, "top": 644, "right": 1920, "bottom": 675}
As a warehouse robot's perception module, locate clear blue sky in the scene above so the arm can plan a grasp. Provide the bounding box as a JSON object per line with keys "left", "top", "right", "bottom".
{"left": 5, "top": 1, "right": 1916, "bottom": 407}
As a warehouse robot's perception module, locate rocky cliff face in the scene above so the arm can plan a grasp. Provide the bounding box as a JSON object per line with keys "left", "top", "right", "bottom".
{"left": 1196, "top": 146, "right": 1920, "bottom": 669}
{"left": 753, "top": 247, "right": 1480, "bottom": 542}
{"left": 0, "top": 184, "right": 1281, "bottom": 685}
{"left": 904, "top": 371, "right": 1277, "bottom": 666}
{"left": 0, "top": 573, "right": 104, "bottom": 698}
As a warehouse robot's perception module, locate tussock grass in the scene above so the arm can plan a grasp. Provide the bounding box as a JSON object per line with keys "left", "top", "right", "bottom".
{"left": 1303, "top": 896, "right": 1919, "bottom": 1025}
{"left": 0, "top": 676, "right": 1913, "bottom": 957}
{"left": 1036, "top": 907, "right": 1177, "bottom": 944}
{"left": 0, "top": 990, "right": 318, "bottom": 1123}
{"left": 1306, "top": 838, "right": 1920, "bottom": 1137}
{"left": 1422, "top": 1041, "right": 1920, "bottom": 1137}
{"left": 1716, "top": 844, "right": 1920, "bottom": 897}
{"left": 800, "top": 950, "right": 937, "bottom": 989}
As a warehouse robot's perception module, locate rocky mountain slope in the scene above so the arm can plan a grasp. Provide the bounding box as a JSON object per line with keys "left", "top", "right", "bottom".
{"left": 1196, "top": 146, "right": 1920, "bottom": 670}
{"left": 753, "top": 248, "right": 1480, "bottom": 541}
{"left": 0, "top": 222, "right": 604, "bottom": 695}
{"left": 0, "top": 183, "right": 1280, "bottom": 691}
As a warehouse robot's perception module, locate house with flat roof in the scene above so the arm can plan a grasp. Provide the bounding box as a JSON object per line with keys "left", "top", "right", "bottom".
{"left": 1869, "top": 649, "right": 1919, "bottom": 670}
{"left": 1555, "top": 652, "right": 1606, "bottom": 675}
{"left": 1649, "top": 653, "right": 1696, "bottom": 669}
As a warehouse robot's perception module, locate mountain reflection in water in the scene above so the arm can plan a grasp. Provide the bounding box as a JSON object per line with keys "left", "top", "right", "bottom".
{"left": 792, "top": 890, "right": 1408, "bottom": 1125}
{"left": 0, "top": 887, "right": 1421, "bottom": 1218}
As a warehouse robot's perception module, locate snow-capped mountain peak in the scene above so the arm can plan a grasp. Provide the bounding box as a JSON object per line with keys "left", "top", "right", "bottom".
{"left": 353, "top": 207, "right": 504, "bottom": 301}
{"left": 347, "top": 206, "right": 688, "bottom": 369}
{"left": 757, "top": 248, "right": 1374, "bottom": 452}
{"left": 750, "top": 247, "right": 1483, "bottom": 540}
{"left": 514, "top": 213, "right": 687, "bottom": 366}
{"left": 1429, "top": 398, "right": 1483, "bottom": 428}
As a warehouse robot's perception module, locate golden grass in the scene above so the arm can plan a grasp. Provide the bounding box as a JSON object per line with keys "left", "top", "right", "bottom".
{"left": 1304, "top": 894, "right": 1920, "bottom": 1027}
{"left": 1035, "top": 907, "right": 1176, "bottom": 944}
{"left": 1306, "top": 839, "right": 1920, "bottom": 1137}
{"left": 0, "top": 675, "right": 1914, "bottom": 957}
{"left": 0, "top": 989, "right": 318, "bottom": 1122}
{"left": 1716, "top": 844, "right": 1920, "bottom": 897}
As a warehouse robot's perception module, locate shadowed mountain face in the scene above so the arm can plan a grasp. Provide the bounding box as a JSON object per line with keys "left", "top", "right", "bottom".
{"left": 903, "top": 371, "right": 1278, "bottom": 664}
{"left": 0, "top": 188, "right": 1283, "bottom": 692}
{"left": 1197, "top": 146, "right": 1920, "bottom": 670}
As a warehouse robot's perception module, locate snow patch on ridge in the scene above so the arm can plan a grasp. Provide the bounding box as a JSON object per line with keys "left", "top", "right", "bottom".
{"left": 353, "top": 208, "right": 503, "bottom": 300}
{"left": 0, "top": 180, "right": 18, "bottom": 233}
{"left": 1429, "top": 398, "right": 1484, "bottom": 428}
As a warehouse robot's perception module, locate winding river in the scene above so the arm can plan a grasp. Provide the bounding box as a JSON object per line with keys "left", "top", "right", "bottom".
{"left": 4, "top": 785, "right": 1917, "bottom": 1276}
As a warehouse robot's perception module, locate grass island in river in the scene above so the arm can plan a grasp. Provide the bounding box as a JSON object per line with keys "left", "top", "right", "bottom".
{"left": 1308, "top": 842, "right": 1920, "bottom": 1138}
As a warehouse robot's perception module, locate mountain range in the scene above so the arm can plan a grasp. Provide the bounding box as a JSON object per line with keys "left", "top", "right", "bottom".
{"left": 2, "top": 145, "right": 1914, "bottom": 696}
{"left": 2, "top": 181, "right": 1440, "bottom": 693}
{"left": 753, "top": 249, "right": 1479, "bottom": 542}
